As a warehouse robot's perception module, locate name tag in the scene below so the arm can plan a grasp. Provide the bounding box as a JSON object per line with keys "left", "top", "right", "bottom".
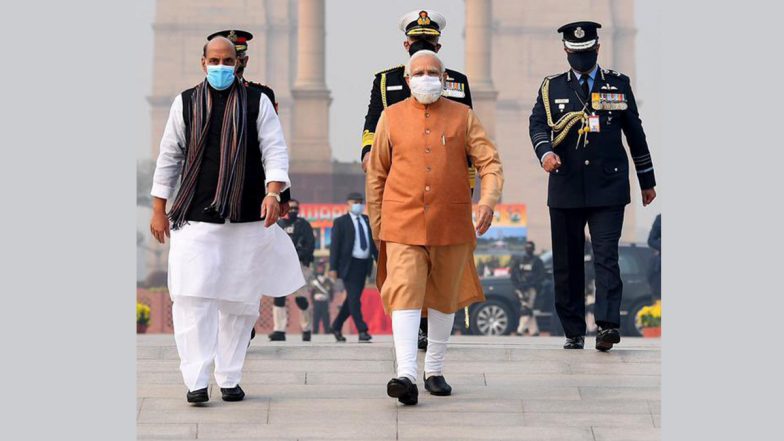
{"left": 386, "top": 85, "right": 403, "bottom": 91}
{"left": 554, "top": 98, "right": 570, "bottom": 104}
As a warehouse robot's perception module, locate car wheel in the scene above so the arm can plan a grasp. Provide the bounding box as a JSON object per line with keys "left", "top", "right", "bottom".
{"left": 626, "top": 300, "right": 649, "bottom": 337}
{"left": 470, "top": 300, "right": 514, "bottom": 336}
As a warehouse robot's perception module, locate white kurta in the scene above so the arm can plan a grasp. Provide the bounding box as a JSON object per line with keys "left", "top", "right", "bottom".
{"left": 152, "top": 89, "right": 303, "bottom": 304}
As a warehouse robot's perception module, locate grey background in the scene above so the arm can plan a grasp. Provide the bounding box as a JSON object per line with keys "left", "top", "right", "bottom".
{"left": 2, "top": 0, "right": 782, "bottom": 440}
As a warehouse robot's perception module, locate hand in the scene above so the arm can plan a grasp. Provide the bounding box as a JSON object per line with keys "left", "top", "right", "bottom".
{"left": 150, "top": 211, "right": 170, "bottom": 244}
{"left": 475, "top": 205, "right": 494, "bottom": 236}
{"left": 641, "top": 188, "right": 657, "bottom": 207}
{"left": 328, "top": 270, "right": 338, "bottom": 281}
{"left": 361, "top": 155, "right": 369, "bottom": 173}
{"left": 542, "top": 153, "right": 562, "bottom": 173}
{"left": 261, "top": 195, "right": 281, "bottom": 227}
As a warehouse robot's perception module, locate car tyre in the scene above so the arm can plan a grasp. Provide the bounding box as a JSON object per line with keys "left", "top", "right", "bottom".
{"left": 470, "top": 299, "right": 516, "bottom": 336}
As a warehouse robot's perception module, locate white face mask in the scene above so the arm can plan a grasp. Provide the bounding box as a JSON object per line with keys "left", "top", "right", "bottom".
{"left": 409, "top": 75, "right": 443, "bottom": 104}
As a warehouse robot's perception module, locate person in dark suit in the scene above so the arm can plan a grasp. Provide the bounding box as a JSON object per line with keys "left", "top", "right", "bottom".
{"left": 528, "top": 21, "right": 657, "bottom": 351}
{"left": 329, "top": 192, "right": 378, "bottom": 343}
{"left": 647, "top": 214, "right": 661, "bottom": 300}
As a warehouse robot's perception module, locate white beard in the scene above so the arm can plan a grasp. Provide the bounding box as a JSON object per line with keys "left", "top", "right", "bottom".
{"left": 411, "top": 90, "right": 442, "bottom": 104}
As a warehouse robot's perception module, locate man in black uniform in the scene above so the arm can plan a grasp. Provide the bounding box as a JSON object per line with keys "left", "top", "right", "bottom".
{"left": 207, "top": 30, "right": 293, "bottom": 343}
{"left": 271, "top": 199, "right": 315, "bottom": 342}
{"left": 360, "top": 9, "right": 473, "bottom": 350}
{"left": 510, "top": 241, "right": 546, "bottom": 336}
{"left": 647, "top": 214, "right": 661, "bottom": 300}
{"left": 529, "top": 21, "right": 657, "bottom": 351}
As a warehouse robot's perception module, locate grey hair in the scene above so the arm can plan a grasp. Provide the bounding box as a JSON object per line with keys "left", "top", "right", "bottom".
{"left": 404, "top": 50, "right": 445, "bottom": 77}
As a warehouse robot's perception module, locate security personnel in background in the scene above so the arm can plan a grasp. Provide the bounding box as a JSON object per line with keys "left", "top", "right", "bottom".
{"left": 510, "top": 241, "right": 546, "bottom": 336}
{"left": 360, "top": 9, "right": 473, "bottom": 351}
{"left": 207, "top": 29, "right": 292, "bottom": 342}
{"left": 270, "top": 199, "right": 315, "bottom": 342}
{"left": 528, "top": 21, "right": 657, "bottom": 351}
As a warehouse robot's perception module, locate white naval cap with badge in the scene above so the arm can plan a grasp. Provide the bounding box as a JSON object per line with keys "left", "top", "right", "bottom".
{"left": 398, "top": 9, "right": 466, "bottom": 99}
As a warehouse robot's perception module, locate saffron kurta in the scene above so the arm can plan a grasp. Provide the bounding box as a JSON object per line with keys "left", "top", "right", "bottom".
{"left": 366, "top": 97, "right": 504, "bottom": 313}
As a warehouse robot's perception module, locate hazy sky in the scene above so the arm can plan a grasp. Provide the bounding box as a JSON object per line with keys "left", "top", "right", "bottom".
{"left": 133, "top": 0, "right": 661, "bottom": 238}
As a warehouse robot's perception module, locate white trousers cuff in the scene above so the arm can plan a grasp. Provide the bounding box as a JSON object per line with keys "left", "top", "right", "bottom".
{"left": 392, "top": 309, "right": 420, "bottom": 382}
{"left": 172, "top": 297, "right": 259, "bottom": 391}
{"left": 424, "top": 308, "right": 455, "bottom": 377}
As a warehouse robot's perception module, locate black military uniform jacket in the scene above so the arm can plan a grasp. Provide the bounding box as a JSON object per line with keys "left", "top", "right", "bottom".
{"left": 277, "top": 216, "right": 315, "bottom": 266}
{"left": 529, "top": 67, "right": 656, "bottom": 208}
{"left": 243, "top": 78, "right": 290, "bottom": 205}
{"left": 361, "top": 65, "right": 472, "bottom": 160}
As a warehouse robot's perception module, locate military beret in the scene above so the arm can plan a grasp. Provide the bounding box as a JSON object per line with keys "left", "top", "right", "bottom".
{"left": 557, "top": 21, "right": 602, "bottom": 51}
{"left": 207, "top": 29, "right": 253, "bottom": 54}
{"left": 399, "top": 9, "right": 446, "bottom": 37}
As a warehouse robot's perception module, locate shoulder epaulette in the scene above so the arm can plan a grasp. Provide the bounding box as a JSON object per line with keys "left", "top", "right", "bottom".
{"left": 545, "top": 72, "right": 567, "bottom": 80}
{"left": 375, "top": 64, "right": 404, "bottom": 76}
{"left": 601, "top": 68, "right": 627, "bottom": 80}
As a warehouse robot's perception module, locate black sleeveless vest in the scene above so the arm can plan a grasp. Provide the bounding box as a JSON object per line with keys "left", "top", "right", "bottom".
{"left": 181, "top": 82, "right": 266, "bottom": 223}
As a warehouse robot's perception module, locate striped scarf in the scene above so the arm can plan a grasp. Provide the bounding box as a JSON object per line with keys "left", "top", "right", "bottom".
{"left": 169, "top": 79, "right": 248, "bottom": 230}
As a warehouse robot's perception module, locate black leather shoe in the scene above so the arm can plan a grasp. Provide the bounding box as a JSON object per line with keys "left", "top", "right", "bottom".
{"left": 595, "top": 328, "right": 621, "bottom": 352}
{"left": 424, "top": 374, "right": 452, "bottom": 396}
{"left": 295, "top": 296, "right": 309, "bottom": 310}
{"left": 302, "top": 331, "right": 311, "bottom": 342}
{"left": 417, "top": 329, "right": 428, "bottom": 351}
{"left": 186, "top": 387, "right": 208, "bottom": 403}
{"left": 387, "top": 377, "right": 418, "bottom": 405}
{"left": 563, "top": 336, "right": 585, "bottom": 349}
{"left": 268, "top": 331, "right": 286, "bottom": 341}
{"left": 358, "top": 331, "right": 372, "bottom": 343}
{"left": 332, "top": 329, "right": 346, "bottom": 342}
{"left": 220, "top": 385, "right": 245, "bottom": 402}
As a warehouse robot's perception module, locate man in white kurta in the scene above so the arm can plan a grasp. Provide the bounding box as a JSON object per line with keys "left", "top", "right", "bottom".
{"left": 150, "top": 37, "right": 304, "bottom": 403}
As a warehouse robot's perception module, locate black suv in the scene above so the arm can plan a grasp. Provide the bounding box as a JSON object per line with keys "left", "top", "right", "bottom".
{"left": 456, "top": 243, "right": 655, "bottom": 337}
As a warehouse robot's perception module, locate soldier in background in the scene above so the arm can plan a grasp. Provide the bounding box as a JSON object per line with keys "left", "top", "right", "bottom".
{"left": 271, "top": 199, "right": 315, "bottom": 342}
{"left": 647, "top": 214, "right": 661, "bottom": 300}
{"left": 511, "top": 241, "right": 546, "bottom": 336}
{"left": 207, "top": 29, "right": 293, "bottom": 343}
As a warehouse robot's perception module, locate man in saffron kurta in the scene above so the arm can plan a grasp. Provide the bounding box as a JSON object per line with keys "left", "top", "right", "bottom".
{"left": 366, "top": 50, "right": 503, "bottom": 405}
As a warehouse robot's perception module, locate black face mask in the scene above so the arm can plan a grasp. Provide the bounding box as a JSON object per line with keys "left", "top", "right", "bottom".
{"left": 408, "top": 39, "right": 437, "bottom": 56}
{"left": 567, "top": 50, "right": 598, "bottom": 73}
{"left": 288, "top": 210, "right": 299, "bottom": 220}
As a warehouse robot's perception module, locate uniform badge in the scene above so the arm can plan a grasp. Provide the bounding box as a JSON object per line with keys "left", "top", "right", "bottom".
{"left": 554, "top": 98, "right": 570, "bottom": 104}
{"left": 386, "top": 85, "right": 403, "bottom": 91}
{"left": 417, "top": 11, "right": 431, "bottom": 26}
{"left": 227, "top": 30, "right": 237, "bottom": 43}
{"left": 574, "top": 27, "right": 585, "bottom": 38}
{"left": 591, "top": 92, "right": 628, "bottom": 111}
{"left": 442, "top": 81, "right": 465, "bottom": 98}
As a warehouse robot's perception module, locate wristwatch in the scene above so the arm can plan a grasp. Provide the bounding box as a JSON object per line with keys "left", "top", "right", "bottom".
{"left": 266, "top": 191, "right": 281, "bottom": 203}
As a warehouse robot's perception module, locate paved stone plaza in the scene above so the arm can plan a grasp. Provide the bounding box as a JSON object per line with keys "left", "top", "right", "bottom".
{"left": 137, "top": 334, "right": 660, "bottom": 441}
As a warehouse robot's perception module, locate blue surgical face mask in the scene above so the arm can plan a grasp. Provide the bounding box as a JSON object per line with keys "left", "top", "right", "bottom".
{"left": 206, "top": 64, "right": 236, "bottom": 90}
{"left": 350, "top": 203, "right": 364, "bottom": 215}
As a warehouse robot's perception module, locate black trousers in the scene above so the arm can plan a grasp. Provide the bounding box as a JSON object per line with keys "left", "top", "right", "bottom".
{"left": 331, "top": 258, "right": 370, "bottom": 333}
{"left": 549, "top": 205, "right": 625, "bottom": 337}
{"left": 312, "top": 300, "right": 331, "bottom": 334}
